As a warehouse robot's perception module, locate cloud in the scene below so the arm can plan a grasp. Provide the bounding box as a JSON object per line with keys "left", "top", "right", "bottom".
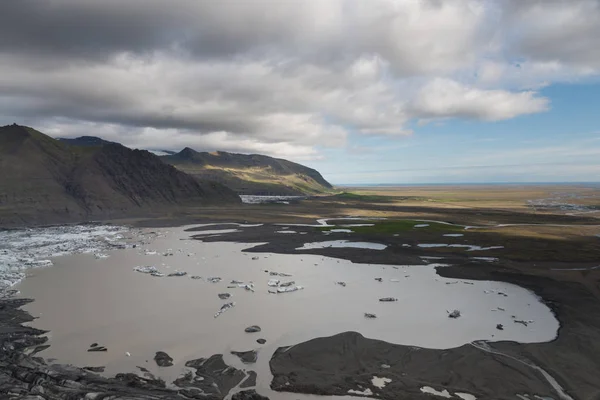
{"left": 37, "top": 119, "right": 322, "bottom": 161}
{"left": 0, "top": 0, "right": 490, "bottom": 73}
{"left": 0, "top": 0, "right": 598, "bottom": 160}
{"left": 409, "top": 78, "right": 549, "bottom": 121}
{"left": 502, "top": 0, "right": 600, "bottom": 70}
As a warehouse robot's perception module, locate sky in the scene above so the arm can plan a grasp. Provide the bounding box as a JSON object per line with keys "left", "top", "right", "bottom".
{"left": 1, "top": 0, "right": 599, "bottom": 184}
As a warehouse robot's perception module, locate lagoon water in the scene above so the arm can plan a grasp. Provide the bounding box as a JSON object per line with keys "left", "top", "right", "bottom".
{"left": 296, "top": 240, "right": 387, "bottom": 250}
{"left": 14, "top": 225, "right": 559, "bottom": 399}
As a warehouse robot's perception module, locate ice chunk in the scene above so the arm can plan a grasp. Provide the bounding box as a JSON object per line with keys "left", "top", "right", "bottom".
{"left": 239, "top": 283, "right": 255, "bottom": 292}
{"left": 277, "top": 285, "right": 304, "bottom": 293}
{"left": 214, "top": 302, "right": 235, "bottom": 318}
{"left": 134, "top": 266, "right": 159, "bottom": 274}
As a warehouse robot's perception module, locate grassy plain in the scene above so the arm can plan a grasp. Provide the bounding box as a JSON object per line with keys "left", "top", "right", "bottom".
{"left": 129, "top": 184, "right": 600, "bottom": 264}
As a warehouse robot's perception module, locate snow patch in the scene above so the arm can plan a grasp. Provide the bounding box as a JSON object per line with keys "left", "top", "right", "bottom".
{"left": 420, "top": 386, "right": 452, "bottom": 398}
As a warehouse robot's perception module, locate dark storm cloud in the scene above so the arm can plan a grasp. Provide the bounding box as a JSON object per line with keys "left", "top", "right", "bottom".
{"left": 0, "top": 0, "right": 326, "bottom": 62}
{"left": 0, "top": 1, "right": 180, "bottom": 59}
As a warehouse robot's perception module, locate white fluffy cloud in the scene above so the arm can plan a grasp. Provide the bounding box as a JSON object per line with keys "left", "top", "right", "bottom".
{"left": 0, "top": 0, "right": 598, "bottom": 160}
{"left": 410, "top": 78, "right": 549, "bottom": 121}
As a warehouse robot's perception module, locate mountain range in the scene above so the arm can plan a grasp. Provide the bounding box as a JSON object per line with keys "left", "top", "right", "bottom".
{"left": 0, "top": 125, "right": 240, "bottom": 227}
{"left": 58, "top": 135, "right": 332, "bottom": 196}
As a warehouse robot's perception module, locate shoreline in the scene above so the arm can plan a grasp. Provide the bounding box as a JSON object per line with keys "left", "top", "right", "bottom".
{"left": 187, "top": 221, "right": 599, "bottom": 399}
{"left": 2, "top": 215, "right": 599, "bottom": 399}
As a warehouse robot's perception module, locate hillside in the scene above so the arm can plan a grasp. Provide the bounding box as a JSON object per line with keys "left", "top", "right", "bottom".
{"left": 58, "top": 136, "right": 118, "bottom": 147}
{"left": 0, "top": 125, "right": 240, "bottom": 227}
{"left": 162, "top": 148, "right": 333, "bottom": 195}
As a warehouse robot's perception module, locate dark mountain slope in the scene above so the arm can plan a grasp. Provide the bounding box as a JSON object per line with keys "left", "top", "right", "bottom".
{"left": 162, "top": 148, "right": 333, "bottom": 195}
{"left": 58, "top": 136, "right": 118, "bottom": 147}
{"left": 0, "top": 125, "right": 240, "bottom": 227}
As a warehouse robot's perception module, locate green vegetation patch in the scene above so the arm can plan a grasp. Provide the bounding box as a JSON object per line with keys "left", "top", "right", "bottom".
{"left": 332, "top": 192, "right": 429, "bottom": 203}
{"left": 333, "top": 192, "right": 398, "bottom": 202}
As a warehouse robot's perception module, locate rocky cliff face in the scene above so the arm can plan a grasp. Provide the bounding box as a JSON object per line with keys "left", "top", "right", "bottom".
{"left": 0, "top": 125, "right": 240, "bottom": 227}
{"left": 162, "top": 148, "right": 333, "bottom": 195}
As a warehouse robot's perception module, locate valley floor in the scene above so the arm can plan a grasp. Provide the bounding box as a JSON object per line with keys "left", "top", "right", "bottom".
{"left": 2, "top": 184, "right": 600, "bottom": 399}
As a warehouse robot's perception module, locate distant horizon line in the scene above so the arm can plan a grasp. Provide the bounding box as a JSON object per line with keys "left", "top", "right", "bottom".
{"left": 334, "top": 182, "right": 600, "bottom": 187}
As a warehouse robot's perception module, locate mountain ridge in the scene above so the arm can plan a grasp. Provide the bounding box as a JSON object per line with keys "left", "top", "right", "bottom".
{"left": 53, "top": 134, "right": 333, "bottom": 195}
{"left": 58, "top": 136, "right": 118, "bottom": 147}
{"left": 162, "top": 147, "right": 333, "bottom": 195}
{"left": 0, "top": 125, "right": 240, "bottom": 227}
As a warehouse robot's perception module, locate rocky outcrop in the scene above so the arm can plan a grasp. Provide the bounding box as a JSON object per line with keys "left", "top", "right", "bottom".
{"left": 231, "top": 350, "right": 257, "bottom": 364}
{"left": 175, "top": 354, "right": 246, "bottom": 399}
{"left": 0, "top": 298, "right": 181, "bottom": 399}
{"left": 239, "top": 371, "right": 257, "bottom": 388}
{"left": 0, "top": 296, "right": 266, "bottom": 399}
{"left": 232, "top": 389, "right": 269, "bottom": 400}
{"left": 154, "top": 351, "right": 174, "bottom": 367}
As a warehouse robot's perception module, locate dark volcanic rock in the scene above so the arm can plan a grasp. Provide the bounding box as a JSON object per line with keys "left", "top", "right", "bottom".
{"left": 231, "top": 389, "right": 269, "bottom": 400}
{"left": 0, "top": 297, "right": 181, "bottom": 399}
{"left": 115, "top": 372, "right": 167, "bottom": 389}
{"left": 378, "top": 297, "right": 397, "bottom": 302}
{"left": 231, "top": 350, "right": 258, "bottom": 364}
{"left": 244, "top": 325, "right": 261, "bottom": 333}
{"left": 87, "top": 345, "right": 107, "bottom": 352}
{"left": 176, "top": 354, "right": 246, "bottom": 399}
{"left": 270, "top": 331, "right": 559, "bottom": 400}
{"left": 239, "top": 371, "right": 258, "bottom": 388}
{"left": 154, "top": 351, "right": 174, "bottom": 367}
